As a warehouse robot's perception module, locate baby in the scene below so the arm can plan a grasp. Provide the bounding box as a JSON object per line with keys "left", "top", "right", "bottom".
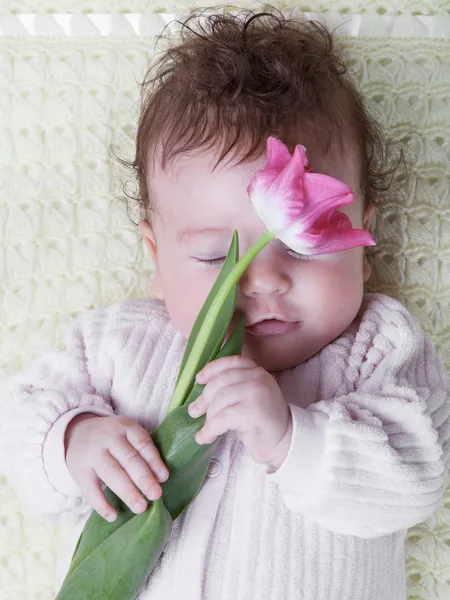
{"left": 1, "top": 8, "right": 450, "bottom": 600}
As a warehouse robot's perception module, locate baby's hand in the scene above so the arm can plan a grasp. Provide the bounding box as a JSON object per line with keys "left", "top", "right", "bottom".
{"left": 64, "top": 414, "right": 169, "bottom": 522}
{"left": 188, "top": 356, "right": 292, "bottom": 468}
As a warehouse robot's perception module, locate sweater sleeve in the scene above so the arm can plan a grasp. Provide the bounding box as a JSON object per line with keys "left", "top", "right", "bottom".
{"left": 0, "top": 313, "right": 115, "bottom": 524}
{"left": 265, "top": 296, "right": 450, "bottom": 539}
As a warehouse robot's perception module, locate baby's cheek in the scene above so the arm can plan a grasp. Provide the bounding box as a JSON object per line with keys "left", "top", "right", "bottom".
{"left": 166, "top": 301, "right": 194, "bottom": 338}
{"left": 164, "top": 289, "right": 199, "bottom": 338}
{"left": 327, "top": 258, "right": 364, "bottom": 322}
{"left": 163, "top": 270, "right": 218, "bottom": 338}
{"left": 310, "top": 255, "right": 364, "bottom": 334}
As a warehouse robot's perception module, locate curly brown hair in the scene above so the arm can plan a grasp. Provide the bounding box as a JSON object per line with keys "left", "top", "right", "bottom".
{"left": 120, "top": 6, "right": 404, "bottom": 225}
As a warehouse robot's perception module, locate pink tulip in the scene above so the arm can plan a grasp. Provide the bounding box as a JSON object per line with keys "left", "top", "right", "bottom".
{"left": 247, "top": 136, "right": 376, "bottom": 255}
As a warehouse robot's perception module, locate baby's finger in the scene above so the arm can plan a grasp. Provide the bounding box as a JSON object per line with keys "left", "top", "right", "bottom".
{"left": 125, "top": 422, "right": 169, "bottom": 483}
{"left": 196, "top": 355, "right": 255, "bottom": 383}
{"left": 196, "top": 400, "right": 250, "bottom": 445}
{"left": 109, "top": 436, "right": 164, "bottom": 502}
{"left": 95, "top": 450, "right": 150, "bottom": 516}
{"left": 190, "top": 376, "right": 248, "bottom": 420}
{"left": 79, "top": 467, "right": 125, "bottom": 522}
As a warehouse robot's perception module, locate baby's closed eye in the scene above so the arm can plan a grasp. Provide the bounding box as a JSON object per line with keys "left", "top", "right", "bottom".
{"left": 285, "top": 249, "right": 314, "bottom": 261}
{"left": 194, "top": 256, "right": 226, "bottom": 267}
{"left": 195, "top": 247, "right": 314, "bottom": 267}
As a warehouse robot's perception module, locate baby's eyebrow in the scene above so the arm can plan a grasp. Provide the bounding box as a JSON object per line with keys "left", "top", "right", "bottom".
{"left": 177, "top": 227, "right": 232, "bottom": 242}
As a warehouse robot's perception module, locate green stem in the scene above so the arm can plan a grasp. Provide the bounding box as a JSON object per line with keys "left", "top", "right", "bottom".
{"left": 167, "top": 229, "right": 275, "bottom": 413}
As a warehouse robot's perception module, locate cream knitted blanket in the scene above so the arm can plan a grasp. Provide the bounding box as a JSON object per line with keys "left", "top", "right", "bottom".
{"left": 0, "top": 1, "right": 449, "bottom": 598}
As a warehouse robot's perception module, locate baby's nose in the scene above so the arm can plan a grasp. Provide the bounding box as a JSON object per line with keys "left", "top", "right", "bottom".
{"left": 239, "top": 255, "right": 291, "bottom": 297}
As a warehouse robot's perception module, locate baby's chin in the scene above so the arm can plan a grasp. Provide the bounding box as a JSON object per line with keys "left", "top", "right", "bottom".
{"left": 241, "top": 333, "right": 322, "bottom": 372}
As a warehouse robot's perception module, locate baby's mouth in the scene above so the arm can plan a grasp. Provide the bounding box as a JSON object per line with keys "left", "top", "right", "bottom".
{"left": 245, "top": 319, "right": 301, "bottom": 336}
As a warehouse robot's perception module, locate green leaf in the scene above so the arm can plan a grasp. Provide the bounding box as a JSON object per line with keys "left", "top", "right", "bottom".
{"left": 66, "top": 487, "right": 137, "bottom": 578}
{"left": 62, "top": 314, "right": 245, "bottom": 599}
{"left": 153, "top": 404, "right": 215, "bottom": 519}
{"left": 170, "top": 231, "right": 239, "bottom": 408}
{"left": 155, "top": 311, "right": 245, "bottom": 518}
{"left": 56, "top": 498, "right": 172, "bottom": 600}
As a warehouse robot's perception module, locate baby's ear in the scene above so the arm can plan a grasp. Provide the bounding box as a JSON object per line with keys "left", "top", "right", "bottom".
{"left": 363, "top": 204, "right": 376, "bottom": 231}
{"left": 139, "top": 219, "right": 157, "bottom": 261}
{"left": 138, "top": 220, "right": 164, "bottom": 299}
{"left": 362, "top": 204, "right": 376, "bottom": 283}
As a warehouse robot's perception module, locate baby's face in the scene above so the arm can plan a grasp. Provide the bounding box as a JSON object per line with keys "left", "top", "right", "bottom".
{"left": 140, "top": 148, "right": 375, "bottom": 371}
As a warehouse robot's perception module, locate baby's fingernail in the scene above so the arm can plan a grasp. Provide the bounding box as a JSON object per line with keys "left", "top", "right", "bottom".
{"left": 134, "top": 500, "right": 147, "bottom": 512}
{"left": 158, "top": 468, "right": 169, "bottom": 481}
{"left": 196, "top": 371, "right": 205, "bottom": 383}
{"left": 189, "top": 403, "right": 200, "bottom": 417}
{"left": 105, "top": 512, "right": 117, "bottom": 522}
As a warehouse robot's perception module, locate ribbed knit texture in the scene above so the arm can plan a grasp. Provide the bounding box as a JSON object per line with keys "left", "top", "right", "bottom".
{"left": 0, "top": 293, "right": 449, "bottom": 600}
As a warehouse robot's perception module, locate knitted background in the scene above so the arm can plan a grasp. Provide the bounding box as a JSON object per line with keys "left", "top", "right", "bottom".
{"left": 0, "top": 2, "right": 449, "bottom": 599}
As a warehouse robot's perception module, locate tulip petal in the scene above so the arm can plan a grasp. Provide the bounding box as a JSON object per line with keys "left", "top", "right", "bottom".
{"left": 248, "top": 136, "right": 377, "bottom": 256}
{"left": 248, "top": 142, "right": 308, "bottom": 232}
{"left": 265, "top": 136, "right": 294, "bottom": 170}
{"left": 247, "top": 171, "right": 291, "bottom": 232}
{"left": 300, "top": 172, "right": 355, "bottom": 231}
{"left": 309, "top": 207, "right": 352, "bottom": 234}
{"left": 301, "top": 227, "right": 376, "bottom": 255}
{"left": 281, "top": 216, "right": 375, "bottom": 255}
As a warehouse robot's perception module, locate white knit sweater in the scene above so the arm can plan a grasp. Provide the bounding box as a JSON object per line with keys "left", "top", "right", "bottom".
{"left": 1, "top": 293, "right": 449, "bottom": 600}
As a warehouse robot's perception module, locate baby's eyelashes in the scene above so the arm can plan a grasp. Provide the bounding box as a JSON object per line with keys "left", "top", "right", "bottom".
{"left": 193, "top": 244, "right": 317, "bottom": 267}
{"left": 195, "top": 257, "right": 226, "bottom": 267}
{"left": 285, "top": 249, "right": 314, "bottom": 261}
{"left": 194, "top": 249, "right": 314, "bottom": 267}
